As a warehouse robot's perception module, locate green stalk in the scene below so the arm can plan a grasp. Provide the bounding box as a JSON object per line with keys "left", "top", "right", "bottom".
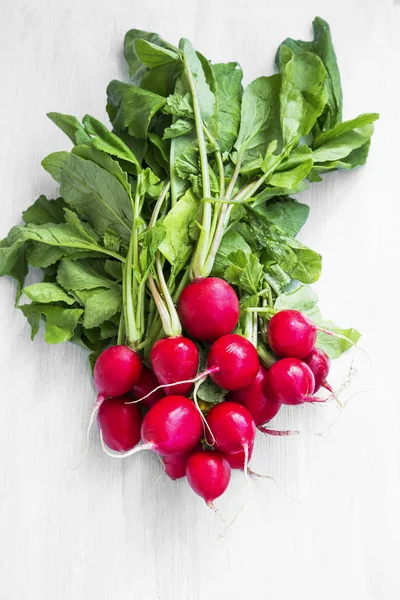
{"left": 182, "top": 52, "right": 212, "bottom": 279}
{"left": 124, "top": 231, "right": 140, "bottom": 346}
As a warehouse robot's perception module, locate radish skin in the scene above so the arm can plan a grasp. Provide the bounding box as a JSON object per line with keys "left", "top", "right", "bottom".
{"left": 97, "top": 396, "right": 142, "bottom": 452}
{"left": 94, "top": 345, "right": 142, "bottom": 397}
{"left": 178, "top": 277, "right": 240, "bottom": 342}
{"left": 150, "top": 336, "right": 199, "bottom": 396}
{"left": 207, "top": 334, "right": 259, "bottom": 391}
{"left": 186, "top": 451, "right": 231, "bottom": 508}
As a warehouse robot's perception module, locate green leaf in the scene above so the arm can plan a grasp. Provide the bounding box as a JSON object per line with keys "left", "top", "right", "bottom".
{"left": 197, "top": 345, "right": 228, "bottom": 403}
{"left": 179, "top": 39, "right": 216, "bottom": 122}
{"left": 57, "top": 259, "right": 117, "bottom": 291}
{"left": 72, "top": 144, "right": 133, "bottom": 196}
{"left": 47, "top": 112, "right": 91, "bottom": 145}
{"left": 224, "top": 250, "right": 263, "bottom": 294}
{"left": 279, "top": 47, "right": 327, "bottom": 143}
{"left": 163, "top": 118, "right": 194, "bottom": 139}
{"left": 124, "top": 29, "right": 177, "bottom": 81}
{"left": 254, "top": 197, "right": 309, "bottom": 237}
{"left": 274, "top": 284, "right": 318, "bottom": 312}
{"left": 212, "top": 62, "right": 243, "bottom": 153}
{"left": 22, "top": 195, "right": 67, "bottom": 225}
{"left": 23, "top": 282, "right": 75, "bottom": 305}
{"left": 212, "top": 230, "right": 251, "bottom": 278}
{"left": 81, "top": 114, "right": 141, "bottom": 170}
{"left": 278, "top": 17, "right": 343, "bottom": 132}
{"left": 269, "top": 149, "right": 313, "bottom": 188}
{"left": 234, "top": 75, "right": 281, "bottom": 166}
{"left": 134, "top": 39, "right": 180, "bottom": 69}
{"left": 106, "top": 80, "right": 166, "bottom": 140}
{"left": 82, "top": 287, "right": 122, "bottom": 329}
{"left": 159, "top": 189, "right": 198, "bottom": 266}
{"left": 19, "top": 303, "right": 83, "bottom": 344}
{"left": 312, "top": 113, "right": 379, "bottom": 163}
{"left": 42, "top": 151, "right": 132, "bottom": 241}
{"left": 164, "top": 93, "right": 194, "bottom": 118}
{"left": 0, "top": 238, "right": 28, "bottom": 303}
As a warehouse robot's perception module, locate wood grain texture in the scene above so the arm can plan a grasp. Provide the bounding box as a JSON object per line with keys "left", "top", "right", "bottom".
{"left": 0, "top": 1, "right": 399, "bottom": 598}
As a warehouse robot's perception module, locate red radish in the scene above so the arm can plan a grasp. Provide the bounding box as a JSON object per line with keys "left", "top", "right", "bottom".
{"left": 131, "top": 366, "right": 163, "bottom": 408}
{"left": 150, "top": 336, "right": 199, "bottom": 395}
{"left": 207, "top": 334, "right": 259, "bottom": 390}
{"left": 141, "top": 395, "right": 203, "bottom": 455}
{"left": 303, "top": 348, "right": 334, "bottom": 393}
{"left": 186, "top": 451, "right": 231, "bottom": 508}
{"left": 267, "top": 310, "right": 317, "bottom": 359}
{"left": 265, "top": 357, "right": 315, "bottom": 405}
{"left": 178, "top": 277, "right": 240, "bottom": 342}
{"left": 206, "top": 401, "right": 256, "bottom": 456}
{"left": 224, "top": 442, "right": 254, "bottom": 469}
{"left": 161, "top": 444, "right": 202, "bottom": 480}
{"left": 228, "top": 364, "right": 280, "bottom": 426}
{"left": 97, "top": 396, "right": 142, "bottom": 452}
{"left": 94, "top": 345, "right": 142, "bottom": 397}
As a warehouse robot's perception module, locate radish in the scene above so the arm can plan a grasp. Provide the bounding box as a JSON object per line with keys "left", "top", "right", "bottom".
{"left": 267, "top": 310, "right": 317, "bottom": 359}
{"left": 131, "top": 366, "right": 163, "bottom": 408}
{"left": 141, "top": 395, "right": 203, "bottom": 455}
{"left": 207, "top": 334, "right": 259, "bottom": 391}
{"left": 97, "top": 396, "right": 142, "bottom": 452}
{"left": 99, "top": 395, "right": 203, "bottom": 459}
{"left": 205, "top": 401, "right": 256, "bottom": 459}
{"left": 150, "top": 336, "right": 199, "bottom": 395}
{"left": 227, "top": 364, "right": 281, "bottom": 426}
{"left": 186, "top": 451, "right": 231, "bottom": 509}
{"left": 161, "top": 444, "right": 202, "bottom": 480}
{"left": 303, "top": 348, "right": 334, "bottom": 393}
{"left": 264, "top": 357, "right": 316, "bottom": 405}
{"left": 94, "top": 345, "right": 142, "bottom": 397}
{"left": 178, "top": 277, "right": 240, "bottom": 342}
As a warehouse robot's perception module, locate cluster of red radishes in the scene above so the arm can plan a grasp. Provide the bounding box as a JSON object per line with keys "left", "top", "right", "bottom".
{"left": 92, "top": 277, "right": 333, "bottom": 509}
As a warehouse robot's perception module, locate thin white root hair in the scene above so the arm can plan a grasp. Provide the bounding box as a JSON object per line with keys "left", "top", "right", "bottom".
{"left": 243, "top": 444, "right": 250, "bottom": 488}
{"left": 193, "top": 375, "right": 216, "bottom": 445}
{"left": 247, "top": 469, "right": 302, "bottom": 505}
{"left": 100, "top": 432, "right": 153, "bottom": 459}
{"left": 125, "top": 368, "right": 218, "bottom": 405}
{"left": 68, "top": 394, "right": 104, "bottom": 470}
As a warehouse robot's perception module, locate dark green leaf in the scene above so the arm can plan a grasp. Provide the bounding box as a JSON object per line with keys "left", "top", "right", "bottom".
{"left": 47, "top": 112, "right": 91, "bottom": 145}
{"left": 106, "top": 80, "right": 166, "bottom": 140}
{"left": 42, "top": 151, "right": 132, "bottom": 241}
{"left": 212, "top": 62, "right": 243, "bottom": 153}
{"left": 22, "top": 195, "right": 67, "bottom": 225}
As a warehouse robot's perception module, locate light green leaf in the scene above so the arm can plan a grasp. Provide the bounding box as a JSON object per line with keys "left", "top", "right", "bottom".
{"left": 83, "top": 287, "right": 122, "bottom": 329}
{"left": 23, "top": 282, "right": 75, "bottom": 305}
{"left": 19, "top": 303, "right": 83, "bottom": 344}
{"left": 159, "top": 189, "right": 198, "bottom": 266}
{"left": 163, "top": 118, "right": 194, "bottom": 139}
{"left": 57, "top": 260, "right": 116, "bottom": 291}
{"left": 164, "top": 93, "right": 194, "bottom": 118}
{"left": 212, "top": 230, "right": 251, "bottom": 278}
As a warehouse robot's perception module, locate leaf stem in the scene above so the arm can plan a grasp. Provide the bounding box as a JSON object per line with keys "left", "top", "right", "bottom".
{"left": 182, "top": 51, "right": 212, "bottom": 279}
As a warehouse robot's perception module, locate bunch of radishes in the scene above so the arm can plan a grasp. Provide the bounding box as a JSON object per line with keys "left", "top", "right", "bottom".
{"left": 93, "top": 276, "right": 335, "bottom": 509}
{"left": 0, "top": 18, "right": 377, "bottom": 511}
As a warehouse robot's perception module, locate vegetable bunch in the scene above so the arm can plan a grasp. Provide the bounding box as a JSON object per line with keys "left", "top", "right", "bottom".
{"left": 0, "top": 18, "right": 377, "bottom": 508}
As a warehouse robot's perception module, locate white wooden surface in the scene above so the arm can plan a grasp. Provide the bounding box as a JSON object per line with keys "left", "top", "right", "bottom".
{"left": 1, "top": 1, "right": 399, "bottom": 598}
